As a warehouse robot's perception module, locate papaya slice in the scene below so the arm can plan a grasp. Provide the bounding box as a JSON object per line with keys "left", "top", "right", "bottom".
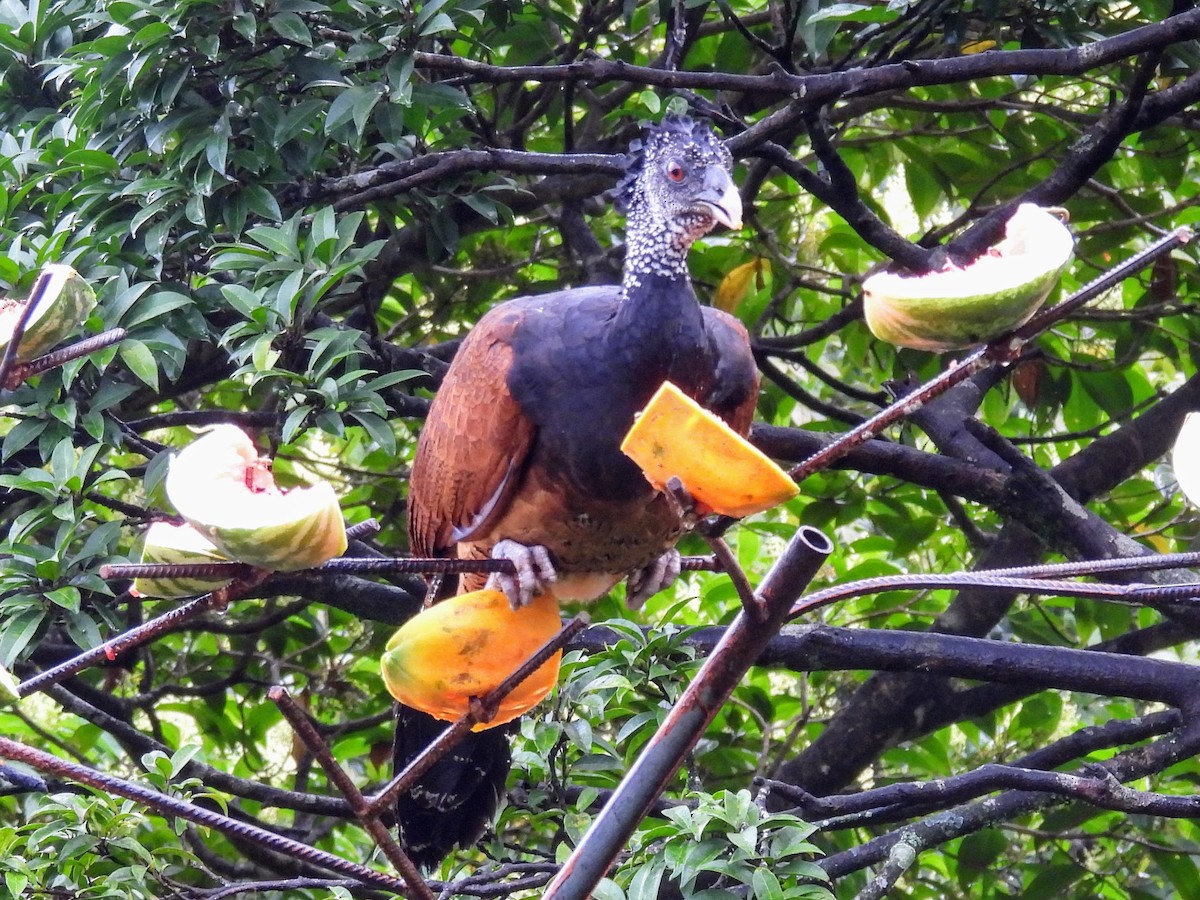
{"left": 380, "top": 589, "right": 562, "bottom": 730}
{"left": 621, "top": 380, "right": 798, "bottom": 518}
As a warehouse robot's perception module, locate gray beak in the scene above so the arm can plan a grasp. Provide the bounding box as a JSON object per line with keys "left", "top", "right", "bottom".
{"left": 697, "top": 168, "right": 743, "bottom": 230}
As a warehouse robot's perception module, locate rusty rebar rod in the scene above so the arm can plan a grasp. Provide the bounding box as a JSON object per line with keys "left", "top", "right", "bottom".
{"left": 21, "top": 520, "right": 381, "bottom": 697}
{"left": 102, "top": 553, "right": 722, "bottom": 582}
{"left": 786, "top": 226, "right": 1194, "bottom": 485}
{"left": 0, "top": 269, "right": 54, "bottom": 390}
{"left": 270, "top": 687, "right": 434, "bottom": 900}
{"left": 542, "top": 525, "right": 833, "bottom": 899}
{"left": 0, "top": 736, "right": 413, "bottom": 894}
{"left": 2, "top": 327, "right": 129, "bottom": 389}
{"left": 788, "top": 571, "right": 1200, "bottom": 620}
{"left": 18, "top": 570, "right": 273, "bottom": 698}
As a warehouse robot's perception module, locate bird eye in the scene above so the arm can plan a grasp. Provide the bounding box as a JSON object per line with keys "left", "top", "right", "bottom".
{"left": 665, "top": 159, "right": 687, "bottom": 182}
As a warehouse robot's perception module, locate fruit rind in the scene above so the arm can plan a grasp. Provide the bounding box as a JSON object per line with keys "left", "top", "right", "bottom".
{"left": 621, "top": 380, "right": 798, "bottom": 518}
{"left": 862, "top": 204, "right": 1075, "bottom": 352}
{"left": 165, "top": 425, "right": 348, "bottom": 572}
{"left": 0, "top": 265, "right": 97, "bottom": 362}
{"left": 380, "top": 589, "right": 562, "bottom": 730}
{"left": 1173, "top": 412, "right": 1200, "bottom": 507}
{"left": 131, "top": 521, "right": 234, "bottom": 599}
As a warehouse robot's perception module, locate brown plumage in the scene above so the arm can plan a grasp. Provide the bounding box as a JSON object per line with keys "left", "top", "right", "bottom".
{"left": 396, "top": 116, "right": 760, "bottom": 868}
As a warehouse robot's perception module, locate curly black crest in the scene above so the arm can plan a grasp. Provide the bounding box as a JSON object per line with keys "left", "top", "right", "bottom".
{"left": 613, "top": 115, "right": 730, "bottom": 214}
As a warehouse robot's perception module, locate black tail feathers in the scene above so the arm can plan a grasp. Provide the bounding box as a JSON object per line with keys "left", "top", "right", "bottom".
{"left": 393, "top": 703, "right": 513, "bottom": 870}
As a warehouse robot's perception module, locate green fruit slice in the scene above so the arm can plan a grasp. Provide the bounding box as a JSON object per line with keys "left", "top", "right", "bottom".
{"left": 863, "top": 204, "right": 1075, "bottom": 351}
{"left": 0, "top": 265, "right": 96, "bottom": 362}
{"left": 131, "top": 521, "right": 234, "bottom": 599}
{"left": 165, "top": 425, "right": 348, "bottom": 572}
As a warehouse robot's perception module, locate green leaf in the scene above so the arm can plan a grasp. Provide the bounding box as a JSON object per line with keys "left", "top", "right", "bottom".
{"left": 0, "top": 608, "right": 45, "bottom": 667}
{"left": 122, "top": 291, "right": 193, "bottom": 329}
{"left": 44, "top": 586, "right": 81, "bottom": 613}
{"left": 119, "top": 339, "right": 159, "bottom": 390}
{"left": 4, "top": 872, "right": 29, "bottom": 897}
{"left": 269, "top": 11, "right": 312, "bottom": 46}
{"left": 751, "top": 867, "right": 783, "bottom": 900}
{"left": 348, "top": 410, "right": 396, "bottom": 456}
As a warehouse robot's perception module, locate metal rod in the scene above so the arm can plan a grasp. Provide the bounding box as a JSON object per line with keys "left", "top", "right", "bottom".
{"left": 270, "top": 687, "right": 434, "bottom": 900}
{"left": 1013, "top": 226, "right": 1194, "bottom": 340}
{"left": 4, "top": 327, "right": 128, "bottom": 387}
{"left": 0, "top": 736, "right": 413, "bottom": 894}
{"left": 785, "top": 226, "right": 1196, "bottom": 487}
{"left": 542, "top": 525, "right": 833, "bottom": 899}
{"left": 0, "top": 270, "right": 55, "bottom": 390}
{"left": 788, "top": 571, "right": 1200, "bottom": 620}
{"left": 103, "top": 553, "right": 722, "bottom": 581}
{"left": 18, "top": 570, "right": 272, "bottom": 698}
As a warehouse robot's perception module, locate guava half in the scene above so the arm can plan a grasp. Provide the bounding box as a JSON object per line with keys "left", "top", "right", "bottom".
{"left": 165, "top": 425, "right": 347, "bottom": 572}
{"left": 131, "top": 521, "right": 234, "bottom": 599}
{"left": 0, "top": 265, "right": 96, "bottom": 362}
{"left": 863, "top": 204, "right": 1075, "bottom": 351}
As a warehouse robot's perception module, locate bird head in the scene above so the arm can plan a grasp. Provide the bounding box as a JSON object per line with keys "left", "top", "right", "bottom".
{"left": 615, "top": 116, "right": 743, "bottom": 241}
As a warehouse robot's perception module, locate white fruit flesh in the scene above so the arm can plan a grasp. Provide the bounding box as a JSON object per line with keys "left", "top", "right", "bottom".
{"left": 165, "top": 425, "right": 347, "bottom": 572}
{"left": 1173, "top": 413, "right": 1200, "bottom": 507}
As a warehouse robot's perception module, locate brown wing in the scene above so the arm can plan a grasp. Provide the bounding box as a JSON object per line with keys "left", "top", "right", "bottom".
{"left": 701, "top": 307, "right": 760, "bottom": 436}
{"left": 407, "top": 306, "right": 536, "bottom": 559}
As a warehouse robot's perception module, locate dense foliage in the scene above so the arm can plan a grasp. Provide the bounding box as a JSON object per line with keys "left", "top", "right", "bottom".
{"left": 2, "top": 0, "right": 1200, "bottom": 897}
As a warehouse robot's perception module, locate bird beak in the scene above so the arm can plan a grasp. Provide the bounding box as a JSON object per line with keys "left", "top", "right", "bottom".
{"left": 698, "top": 169, "right": 743, "bottom": 231}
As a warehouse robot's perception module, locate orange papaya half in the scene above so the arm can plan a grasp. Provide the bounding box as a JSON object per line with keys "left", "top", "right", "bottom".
{"left": 380, "top": 589, "right": 563, "bottom": 730}
{"left": 621, "top": 380, "right": 798, "bottom": 518}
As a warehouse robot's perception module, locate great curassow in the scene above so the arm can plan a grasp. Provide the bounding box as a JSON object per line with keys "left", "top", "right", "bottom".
{"left": 397, "top": 115, "right": 760, "bottom": 869}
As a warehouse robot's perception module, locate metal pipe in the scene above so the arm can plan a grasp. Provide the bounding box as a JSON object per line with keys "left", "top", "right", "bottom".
{"left": 542, "top": 525, "right": 833, "bottom": 899}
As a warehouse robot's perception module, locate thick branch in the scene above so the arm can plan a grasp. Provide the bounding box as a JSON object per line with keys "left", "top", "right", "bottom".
{"left": 409, "top": 13, "right": 1200, "bottom": 99}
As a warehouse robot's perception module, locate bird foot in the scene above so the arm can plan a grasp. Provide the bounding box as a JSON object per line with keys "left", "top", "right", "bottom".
{"left": 487, "top": 540, "right": 557, "bottom": 609}
{"left": 625, "top": 549, "right": 682, "bottom": 610}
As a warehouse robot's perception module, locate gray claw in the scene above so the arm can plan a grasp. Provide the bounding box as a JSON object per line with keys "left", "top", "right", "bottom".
{"left": 487, "top": 540, "right": 557, "bottom": 608}
{"left": 626, "top": 549, "right": 682, "bottom": 609}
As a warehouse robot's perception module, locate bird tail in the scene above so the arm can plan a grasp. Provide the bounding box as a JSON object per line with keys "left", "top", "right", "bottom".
{"left": 393, "top": 703, "right": 513, "bottom": 870}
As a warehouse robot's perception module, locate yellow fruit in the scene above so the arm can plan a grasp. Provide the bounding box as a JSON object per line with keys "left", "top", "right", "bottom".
{"left": 621, "top": 380, "right": 799, "bottom": 518}
{"left": 380, "top": 589, "right": 563, "bottom": 730}
{"left": 715, "top": 258, "right": 769, "bottom": 314}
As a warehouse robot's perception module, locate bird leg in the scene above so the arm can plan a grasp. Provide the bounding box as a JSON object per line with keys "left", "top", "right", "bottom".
{"left": 487, "top": 540, "right": 558, "bottom": 609}
{"left": 625, "top": 549, "right": 682, "bottom": 610}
